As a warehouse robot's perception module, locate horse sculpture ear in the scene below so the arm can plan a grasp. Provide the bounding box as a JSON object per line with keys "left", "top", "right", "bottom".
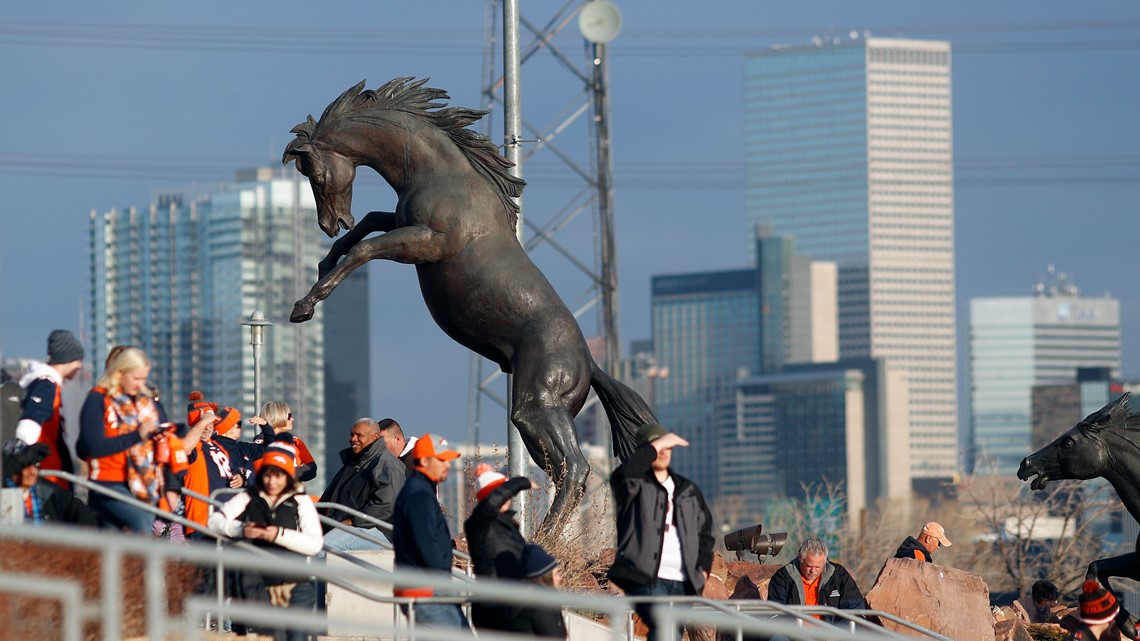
{"left": 282, "top": 142, "right": 315, "bottom": 166}
{"left": 1081, "top": 391, "right": 1132, "bottom": 432}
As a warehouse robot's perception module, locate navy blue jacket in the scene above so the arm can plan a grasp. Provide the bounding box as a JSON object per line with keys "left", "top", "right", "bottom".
{"left": 392, "top": 469, "right": 453, "bottom": 591}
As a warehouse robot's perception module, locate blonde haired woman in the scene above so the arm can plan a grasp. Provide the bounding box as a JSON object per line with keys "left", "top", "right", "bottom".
{"left": 78, "top": 347, "right": 169, "bottom": 532}
{"left": 249, "top": 401, "right": 318, "bottom": 482}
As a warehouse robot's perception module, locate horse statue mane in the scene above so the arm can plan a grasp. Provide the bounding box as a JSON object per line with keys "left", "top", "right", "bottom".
{"left": 283, "top": 77, "right": 526, "bottom": 231}
{"left": 1078, "top": 391, "right": 1140, "bottom": 432}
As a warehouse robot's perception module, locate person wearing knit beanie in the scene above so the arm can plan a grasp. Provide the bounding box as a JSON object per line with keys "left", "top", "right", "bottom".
{"left": 1071, "top": 579, "right": 1124, "bottom": 641}
{"left": 474, "top": 467, "right": 508, "bottom": 502}
{"left": 500, "top": 543, "right": 567, "bottom": 639}
{"left": 1080, "top": 580, "right": 1120, "bottom": 625}
{"left": 463, "top": 463, "right": 537, "bottom": 633}
{"left": 13, "top": 330, "right": 86, "bottom": 483}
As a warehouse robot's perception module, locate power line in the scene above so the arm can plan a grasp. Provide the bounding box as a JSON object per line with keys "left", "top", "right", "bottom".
{"left": 1, "top": 21, "right": 1137, "bottom": 58}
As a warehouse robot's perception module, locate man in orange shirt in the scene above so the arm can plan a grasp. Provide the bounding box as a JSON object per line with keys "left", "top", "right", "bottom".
{"left": 767, "top": 538, "right": 865, "bottom": 623}
{"left": 894, "top": 521, "right": 952, "bottom": 563}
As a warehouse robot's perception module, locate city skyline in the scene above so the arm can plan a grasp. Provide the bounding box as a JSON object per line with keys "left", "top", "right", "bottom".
{"left": 1, "top": 2, "right": 1137, "bottom": 451}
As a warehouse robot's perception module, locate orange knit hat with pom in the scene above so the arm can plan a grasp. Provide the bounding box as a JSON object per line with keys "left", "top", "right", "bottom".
{"left": 187, "top": 391, "right": 218, "bottom": 424}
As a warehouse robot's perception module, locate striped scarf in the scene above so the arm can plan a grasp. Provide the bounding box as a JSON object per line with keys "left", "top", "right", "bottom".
{"left": 110, "top": 392, "right": 162, "bottom": 504}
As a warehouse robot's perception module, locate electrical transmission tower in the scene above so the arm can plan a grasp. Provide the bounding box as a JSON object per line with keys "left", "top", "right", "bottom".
{"left": 466, "top": 0, "right": 622, "bottom": 525}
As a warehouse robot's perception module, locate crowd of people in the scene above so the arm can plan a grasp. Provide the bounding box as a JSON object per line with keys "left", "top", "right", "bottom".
{"left": 4, "top": 329, "right": 1128, "bottom": 641}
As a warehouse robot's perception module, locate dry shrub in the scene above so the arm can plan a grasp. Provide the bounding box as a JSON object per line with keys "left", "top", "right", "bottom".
{"left": 0, "top": 539, "right": 200, "bottom": 641}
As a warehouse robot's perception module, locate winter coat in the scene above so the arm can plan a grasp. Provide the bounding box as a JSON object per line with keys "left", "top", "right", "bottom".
{"left": 767, "top": 558, "right": 865, "bottom": 621}
{"left": 463, "top": 476, "right": 531, "bottom": 631}
{"left": 607, "top": 443, "right": 715, "bottom": 595}
{"left": 464, "top": 476, "right": 530, "bottom": 579}
{"left": 893, "top": 536, "right": 932, "bottom": 562}
{"left": 209, "top": 487, "right": 323, "bottom": 557}
{"left": 501, "top": 600, "right": 567, "bottom": 639}
{"left": 392, "top": 469, "right": 453, "bottom": 597}
{"left": 319, "top": 439, "right": 405, "bottom": 526}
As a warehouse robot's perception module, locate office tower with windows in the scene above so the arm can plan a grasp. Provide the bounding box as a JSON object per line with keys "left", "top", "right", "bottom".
{"left": 651, "top": 269, "right": 758, "bottom": 499}
{"left": 745, "top": 37, "right": 958, "bottom": 480}
{"left": 720, "top": 358, "right": 910, "bottom": 527}
{"left": 970, "top": 282, "right": 1120, "bottom": 474}
{"left": 90, "top": 168, "right": 330, "bottom": 487}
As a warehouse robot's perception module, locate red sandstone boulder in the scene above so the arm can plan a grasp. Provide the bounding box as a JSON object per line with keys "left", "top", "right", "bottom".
{"left": 866, "top": 558, "right": 994, "bottom": 641}
{"left": 724, "top": 562, "right": 780, "bottom": 599}
{"left": 995, "top": 618, "right": 1033, "bottom": 641}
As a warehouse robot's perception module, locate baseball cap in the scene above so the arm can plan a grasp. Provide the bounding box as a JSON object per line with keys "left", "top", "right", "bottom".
{"left": 921, "top": 522, "right": 952, "bottom": 547}
{"left": 409, "top": 433, "right": 461, "bottom": 461}
{"left": 635, "top": 423, "right": 669, "bottom": 446}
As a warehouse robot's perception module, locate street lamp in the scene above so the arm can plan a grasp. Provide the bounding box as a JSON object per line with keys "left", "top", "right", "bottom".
{"left": 241, "top": 310, "right": 272, "bottom": 435}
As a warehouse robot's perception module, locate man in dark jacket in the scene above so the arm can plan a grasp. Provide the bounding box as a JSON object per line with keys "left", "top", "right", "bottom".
{"left": 464, "top": 464, "right": 536, "bottom": 632}
{"left": 2, "top": 438, "right": 97, "bottom": 526}
{"left": 392, "top": 433, "right": 470, "bottom": 631}
{"left": 768, "top": 538, "right": 865, "bottom": 622}
{"left": 320, "top": 418, "right": 406, "bottom": 551}
{"left": 893, "top": 521, "right": 951, "bottom": 563}
{"left": 609, "top": 423, "right": 715, "bottom": 641}
{"left": 15, "top": 330, "right": 85, "bottom": 483}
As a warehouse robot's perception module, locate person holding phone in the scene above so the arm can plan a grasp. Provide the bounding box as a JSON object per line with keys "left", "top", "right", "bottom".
{"left": 209, "top": 448, "right": 323, "bottom": 641}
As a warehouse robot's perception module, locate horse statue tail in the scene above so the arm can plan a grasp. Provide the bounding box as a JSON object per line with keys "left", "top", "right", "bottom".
{"left": 589, "top": 360, "right": 658, "bottom": 461}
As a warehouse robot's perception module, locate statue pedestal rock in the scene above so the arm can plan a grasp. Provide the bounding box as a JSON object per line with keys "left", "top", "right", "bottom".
{"left": 866, "top": 558, "right": 995, "bottom": 641}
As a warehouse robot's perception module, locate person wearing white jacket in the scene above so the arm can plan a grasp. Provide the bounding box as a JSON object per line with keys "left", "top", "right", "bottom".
{"left": 210, "top": 447, "right": 323, "bottom": 640}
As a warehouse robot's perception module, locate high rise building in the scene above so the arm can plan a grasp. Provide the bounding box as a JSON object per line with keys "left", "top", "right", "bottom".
{"left": 650, "top": 232, "right": 836, "bottom": 500}
{"left": 720, "top": 358, "right": 910, "bottom": 527}
{"left": 745, "top": 37, "right": 958, "bottom": 480}
{"left": 970, "top": 281, "right": 1121, "bottom": 474}
{"left": 89, "top": 168, "right": 330, "bottom": 488}
{"left": 652, "top": 269, "right": 758, "bottom": 498}
{"left": 756, "top": 226, "right": 838, "bottom": 374}
{"left": 322, "top": 267, "right": 372, "bottom": 472}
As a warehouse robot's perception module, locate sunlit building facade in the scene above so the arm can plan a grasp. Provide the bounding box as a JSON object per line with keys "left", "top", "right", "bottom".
{"left": 970, "top": 289, "right": 1120, "bottom": 474}
{"left": 745, "top": 37, "right": 958, "bottom": 480}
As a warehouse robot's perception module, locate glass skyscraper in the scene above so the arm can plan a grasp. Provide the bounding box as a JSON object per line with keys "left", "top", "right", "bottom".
{"left": 89, "top": 168, "right": 330, "bottom": 488}
{"left": 651, "top": 269, "right": 759, "bottom": 498}
{"left": 745, "top": 37, "right": 958, "bottom": 479}
{"left": 970, "top": 289, "right": 1120, "bottom": 475}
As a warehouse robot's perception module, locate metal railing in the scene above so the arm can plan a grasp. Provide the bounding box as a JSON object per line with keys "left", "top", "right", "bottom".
{"left": 14, "top": 472, "right": 953, "bottom": 641}
{"left": 0, "top": 518, "right": 954, "bottom": 641}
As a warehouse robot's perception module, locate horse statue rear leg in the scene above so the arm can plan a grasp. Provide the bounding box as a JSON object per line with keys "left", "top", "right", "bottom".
{"left": 511, "top": 400, "right": 591, "bottom": 535}
{"left": 508, "top": 348, "right": 593, "bottom": 536}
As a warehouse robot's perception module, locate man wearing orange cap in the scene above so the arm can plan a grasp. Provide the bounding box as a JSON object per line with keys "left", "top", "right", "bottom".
{"left": 894, "top": 522, "right": 952, "bottom": 563}
{"left": 391, "top": 433, "right": 470, "bottom": 631}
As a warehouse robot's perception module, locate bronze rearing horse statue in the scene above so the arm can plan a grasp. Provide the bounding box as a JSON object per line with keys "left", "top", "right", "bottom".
{"left": 282, "top": 78, "right": 655, "bottom": 531}
{"left": 1019, "top": 392, "right": 1140, "bottom": 635}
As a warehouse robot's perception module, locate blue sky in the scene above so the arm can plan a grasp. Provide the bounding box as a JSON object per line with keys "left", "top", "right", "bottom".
{"left": 1, "top": 1, "right": 1137, "bottom": 449}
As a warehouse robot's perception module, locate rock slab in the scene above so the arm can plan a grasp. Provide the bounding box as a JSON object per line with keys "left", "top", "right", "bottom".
{"left": 865, "top": 558, "right": 995, "bottom": 641}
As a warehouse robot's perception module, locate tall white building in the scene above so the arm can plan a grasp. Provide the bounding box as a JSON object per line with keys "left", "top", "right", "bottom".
{"left": 970, "top": 278, "right": 1121, "bottom": 475}
{"left": 89, "top": 168, "right": 330, "bottom": 488}
{"left": 745, "top": 37, "right": 958, "bottom": 480}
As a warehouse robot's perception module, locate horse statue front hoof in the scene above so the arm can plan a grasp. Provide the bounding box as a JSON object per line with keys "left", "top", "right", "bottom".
{"left": 290, "top": 300, "right": 315, "bottom": 323}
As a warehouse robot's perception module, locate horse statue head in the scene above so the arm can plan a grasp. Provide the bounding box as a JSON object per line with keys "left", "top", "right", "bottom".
{"left": 1018, "top": 392, "right": 1136, "bottom": 490}
{"left": 281, "top": 84, "right": 363, "bottom": 238}
{"left": 282, "top": 77, "right": 525, "bottom": 239}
